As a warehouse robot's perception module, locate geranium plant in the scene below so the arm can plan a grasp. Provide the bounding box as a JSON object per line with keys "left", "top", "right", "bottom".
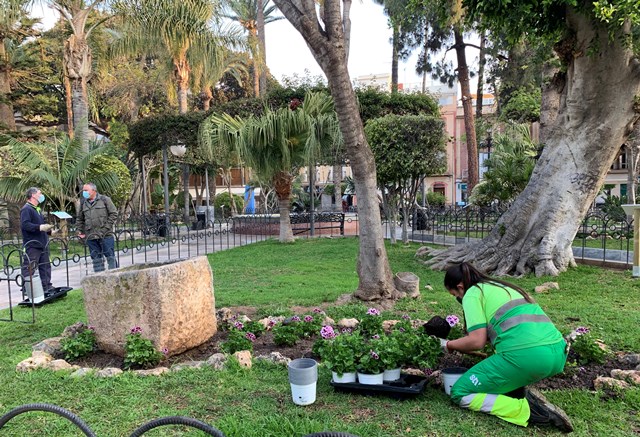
{"left": 407, "top": 333, "right": 442, "bottom": 370}
{"left": 569, "top": 326, "right": 609, "bottom": 365}
{"left": 357, "top": 343, "right": 385, "bottom": 375}
{"left": 60, "top": 324, "right": 96, "bottom": 361}
{"left": 314, "top": 327, "right": 361, "bottom": 376}
{"left": 358, "top": 307, "right": 383, "bottom": 337}
{"left": 123, "top": 326, "right": 164, "bottom": 369}
{"left": 446, "top": 314, "right": 466, "bottom": 340}
{"left": 378, "top": 332, "right": 404, "bottom": 370}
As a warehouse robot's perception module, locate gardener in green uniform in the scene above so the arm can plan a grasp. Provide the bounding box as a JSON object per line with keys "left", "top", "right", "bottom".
{"left": 441, "top": 262, "right": 573, "bottom": 433}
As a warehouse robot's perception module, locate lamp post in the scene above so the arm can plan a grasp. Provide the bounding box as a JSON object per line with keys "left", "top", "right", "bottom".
{"left": 486, "top": 128, "right": 492, "bottom": 160}
{"left": 480, "top": 129, "right": 493, "bottom": 179}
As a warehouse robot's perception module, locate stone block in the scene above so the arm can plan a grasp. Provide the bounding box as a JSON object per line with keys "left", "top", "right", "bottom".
{"left": 594, "top": 376, "right": 630, "bottom": 391}
{"left": 81, "top": 257, "right": 216, "bottom": 357}
{"left": 234, "top": 350, "right": 252, "bottom": 368}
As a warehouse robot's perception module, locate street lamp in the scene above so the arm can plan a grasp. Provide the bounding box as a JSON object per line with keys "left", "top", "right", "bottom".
{"left": 161, "top": 140, "right": 187, "bottom": 237}
{"left": 479, "top": 129, "right": 493, "bottom": 179}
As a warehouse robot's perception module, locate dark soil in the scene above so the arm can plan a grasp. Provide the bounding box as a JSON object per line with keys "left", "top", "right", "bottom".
{"left": 72, "top": 308, "right": 636, "bottom": 391}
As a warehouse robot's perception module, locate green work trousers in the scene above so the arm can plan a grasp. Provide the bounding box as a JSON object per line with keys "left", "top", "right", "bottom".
{"left": 450, "top": 340, "right": 567, "bottom": 427}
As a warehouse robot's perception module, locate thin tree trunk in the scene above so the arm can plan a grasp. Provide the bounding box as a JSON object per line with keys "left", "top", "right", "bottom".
{"left": 627, "top": 122, "right": 640, "bottom": 204}
{"left": 257, "top": 0, "right": 267, "bottom": 96}
{"left": 274, "top": 171, "right": 294, "bottom": 242}
{"left": 0, "top": 45, "right": 16, "bottom": 131}
{"left": 454, "top": 29, "right": 478, "bottom": 194}
{"left": 175, "top": 59, "right": 190, "bottom": 114}
{"left": 70, "top": 77, "right": 89, "bottom": 150}
{"left": 391, "top": 23, "right": 399, "bottom": 93}
{"left": 475, "top": 31, "right": 487, "bottom": 121}
{"left": 342, "top": 0, "right": 352, "bottom": 60}
{"left": 333, "top": 163, "right": 342, "bottom": 211}
{"left": 428, "top": 8, "right": 640, "bottom": 276}
{"left": 63, "top": 73, "right": 74, "bottom": 137}
{"left": 202, "top": 87, "right": 213, "bottom": 111}
{"left": 273, "top": 0, "right": 398, "bottom": 300}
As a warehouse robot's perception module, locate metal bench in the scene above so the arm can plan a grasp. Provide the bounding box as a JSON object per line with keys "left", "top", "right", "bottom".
{"left": 290, "top": 212, "right": 345, "bottom": 235}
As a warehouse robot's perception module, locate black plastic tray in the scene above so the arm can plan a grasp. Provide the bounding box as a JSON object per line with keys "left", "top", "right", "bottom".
{"left": 18, "top": 286, "right": 72, "bottom": 307}
{"left": 330, "top": 374, "right": 428, "bottom": 399}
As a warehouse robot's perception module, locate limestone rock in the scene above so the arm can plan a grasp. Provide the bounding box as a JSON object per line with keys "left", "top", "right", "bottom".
{"left": 424, "top": 285, "right": 433, "bottom": 291}
{"left": 32, "top": 337, "right": 64, "bottom": 357}
{"left": 216, "top": 308, "right": 233, "bottom": 326}
{"left": 594, "top": 376, "right": 630, "bottom": 391}
{"left": 70, "top": 368, "right": 94, "bottom": 378}
{"left": 96, "top": 367, "right": 123, "bottom": 378}
{"left": 134, "top": 367, "right": 170, "bottom": 376}
{"left": 257, "top": 318, "right": 272, "bottom": 330}
{"left": 17, "top": 351, "right": 53, "bottom": 372}
{"left": 81, "top": 257, "right": 216, "bottom": 357}
{"left": 238, "top": 315, "right": 251, "bottom": 323}
{"left": 534, "top": 282, "right": 560, "bottom": 294}
{"left": 335, "top": 294, "right": 353, "bottom": 305}
{"left": 337, "top": 318, "right": 359, "bottom": 329}
{"left": 619, "top": 353, "right": 640, "bottom": 367}
{"left": 172, "top": 361, "right": 205, "bottom": 371}
{"left": 255, "top": 352, "right": 290, "bottom": 365}
{"left": 62, "top": 322, "right": 88, "bottom": 338}
{"left": 45, "top": 359, "right": 76, "bottom": 371}
{"left": 322, "top": 316, "right": 335, "bottom": 326}
{"left": 233, "top": 350, "right": 252, "bottom": 368}
{"left": 206, "top": 353, "right": 227, "bottom": 370}
{"left": 382, "top": 320, "right": 399, "bottom": 332}
{"left": 611, "top": 369, "right": 640, "bottom": 386}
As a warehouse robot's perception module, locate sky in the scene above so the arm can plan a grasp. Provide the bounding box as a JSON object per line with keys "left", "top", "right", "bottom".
{"left": 30, "top": 1, "right": 470, "bottom": 89}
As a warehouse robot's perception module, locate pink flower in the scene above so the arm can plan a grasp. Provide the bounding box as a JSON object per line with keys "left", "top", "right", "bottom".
{"left": 313, "top": 308, "right": 323, "bottom": 313}
{"left": 161, "top": 348, "right": 169, "bottom": 356}
{"left": 402, "top": 314, "right": 411, "bottom": 320}
{"left": 233, "top": 321, "right": 244, "bottom": 330}
{"left": 371, "top": 334, "right": 380, "bottom": 340}
{"left": 291, "top": 315, "right": 301, "bottom": 322}
{"left": 304, "top": 315, "right": 314, "bottom": 323}
{"left": 575, "top": 326, "right": 590, "bottom": 335}
{"left": 130, "top": 326, "right": 142, "bottom": 334}
{"left": 267, "top": 319, "right": 277, "bottom": 327}
{"left": 370, "top": 350, "right": 379, "bottom": 360}
{"left": 341, "top": 328, "right": 352, "bottom": 334}
{"left": 366, "top": 308, "right": 380, "bottom": 316}
{"left": 245, "top": 332, "right": 256, "bottom": 342}
{"left": 320, "top": 325, "right": 336, "bottom": 339}
{"left": 446, "top": 315, "right": 460, "bottom": 327}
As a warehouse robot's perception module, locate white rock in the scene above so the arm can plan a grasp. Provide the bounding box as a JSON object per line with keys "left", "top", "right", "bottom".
{"left": 45, "top": 360, "right": 76, "bottom": 371}
{"left": 337, "top": 318, "right": 359, "bottom": 329}
{"left": 171, "top": 361, "right": 205, "bottom": 371}
{"left": 134, "top": 367, "right": 170, "bottom": 376}
{"left": 206, "top": 353, "right": 227, "bottom": 370}
{"left": 233, "top": 350, "right": 252, "bottom": 368}
{"left": 70, "top": 368, "right": 94, "bottom": 378}
{"left": 594, "top": 376, "right": 630, "bottom": 391}
{"left": 96, "top": 367, "right": 123, "bottom": 378}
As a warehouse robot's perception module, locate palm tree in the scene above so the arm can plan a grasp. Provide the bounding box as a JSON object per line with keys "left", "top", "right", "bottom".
{"left": 200, "top": 91, "right": 340, "bottom": 242}
{"left": 0, "top": 133, "right": 119, "bottom": 213}
{"left": 192, "top": 49, "right": 248, "bottom": 111}
{"left": 223, "top": 0, "right": 283, "bottom": 97}
{"left": 51, "top": 0, "right": 110, "bottom": 151}
{"left": 0, "top": 0, "right": 32, "bottom": 131}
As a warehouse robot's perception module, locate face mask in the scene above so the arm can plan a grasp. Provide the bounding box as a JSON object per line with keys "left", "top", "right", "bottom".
{"left": 456, "top": 296, "right": 463, "bottom": 304}
{"left": 37, "top": 194, "right": 45, "bottom": 204}
{"left": 82, "top": 191, "right": 90, "bottom": 199}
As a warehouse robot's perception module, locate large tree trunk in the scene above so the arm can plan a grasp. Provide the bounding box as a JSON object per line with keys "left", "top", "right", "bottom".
{"left": 0, "top": 45, "right": 16, "bottom": 131}
{"left": 273, "top": 0, "right": 398, "bottom": 300}
{"left": 454, "top": 29, "right": 478, "bottom": 194}
{"left": 428, "top": 8, "right": 640, "bottom": 276}
{"left": 174, "top": 58, "right": 190, "bottom": 114}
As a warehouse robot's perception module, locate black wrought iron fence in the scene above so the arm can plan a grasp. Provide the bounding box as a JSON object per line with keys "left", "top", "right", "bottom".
{"left": 0, "top": 206, "right": 635, "bottom": 319}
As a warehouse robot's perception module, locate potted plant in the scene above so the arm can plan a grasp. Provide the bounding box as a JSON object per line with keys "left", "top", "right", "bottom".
{"left": 315, "top": 326, "right": 360, "bottom": 383}
{"left": 356, "top": 339, "right": 385, "bottom": 385}
{"left": 379, "top": 332, "right": 404, "bottom": 381}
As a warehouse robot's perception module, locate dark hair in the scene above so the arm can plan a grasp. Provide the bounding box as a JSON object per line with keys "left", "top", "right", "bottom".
{"left": 26, "top": 187, "right": 40, "bottom": 199}
{"left": 444, "top": 262, "right": 534, "bottom": 303}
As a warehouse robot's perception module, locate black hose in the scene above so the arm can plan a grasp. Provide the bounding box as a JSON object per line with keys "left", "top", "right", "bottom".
{"left": 0, "top": 403, "right": 96, "bottom": 437}
{"left": 128, "top": 416, "right": 226, "bottom": 437}
{"left": 303, "top": 433, "right": 360, "bottom": 437}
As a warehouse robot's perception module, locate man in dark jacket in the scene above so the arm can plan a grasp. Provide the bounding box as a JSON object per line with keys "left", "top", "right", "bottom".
{"left": 76, "top": 182, "right": 119, "bottom": 272}
{"left": 20, "top": 187, "right": 54, "bottom": 293}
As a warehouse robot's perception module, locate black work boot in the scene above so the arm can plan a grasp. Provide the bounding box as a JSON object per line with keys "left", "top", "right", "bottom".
{"left": 526, "top": 388, "right": 574, "bottom": 433}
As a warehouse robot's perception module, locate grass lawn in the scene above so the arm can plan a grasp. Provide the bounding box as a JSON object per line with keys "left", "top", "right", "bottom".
{"left": 0, "top": 238, "right": 639, "bottom": 436}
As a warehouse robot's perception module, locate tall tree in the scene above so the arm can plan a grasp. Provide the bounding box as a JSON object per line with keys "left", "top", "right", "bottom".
{"left": 0, "top": 0, "right": 33, "bottom": 131}
{"left": 223, "top": 0, "right": 282, "bottom": 97}
{"left": 411, "top": 0, "right": 480, "bottom": 193}
{"left": 272, "top": 0, "right": 399, "bottom": 301}
{"left": 52, "top": 0, "right": 110, "bottom": 151}
{"left": 428, "top": 0, "right": 640, "bottom": 276}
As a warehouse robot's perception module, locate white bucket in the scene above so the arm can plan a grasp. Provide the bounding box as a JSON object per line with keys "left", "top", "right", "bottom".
{"left": 290, "top": 382, "right": 317, "bottom": 406}
{"left": 383, "top": 368, "right": 401, "bottom": 382}
{"left": 442, "top": 367, "right": 467, "bottom": 395}
{"left": 288, "top": 358, "right": 318, "bottom": 405}
{"left": 332, "top": 371, "right": 357, "bottom": 383}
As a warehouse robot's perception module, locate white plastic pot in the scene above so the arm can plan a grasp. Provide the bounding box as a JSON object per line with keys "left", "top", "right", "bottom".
{"left": 383, "top": 368, "right": 402, "bottom": 382}
{"left": 288, "top": 358, "right": 318, "bottom": 405}
{"left": 442, "top": 367, "right": 468, "bottom": 395}
{"left": 357, "top": 372, "right": 384, "bottom": 385}
{"left": 332, "top": 371, "right": 357, "bottom": 383}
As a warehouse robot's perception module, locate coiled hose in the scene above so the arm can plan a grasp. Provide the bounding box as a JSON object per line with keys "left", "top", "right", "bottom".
{"left": 302, "top": 433, "right": 360, "bottom": 437}
{"left": 128, "top": 416, "right": 226, "bottom": 437}
{"left": 0, "top": 403, "right": 97, "bottom": 437}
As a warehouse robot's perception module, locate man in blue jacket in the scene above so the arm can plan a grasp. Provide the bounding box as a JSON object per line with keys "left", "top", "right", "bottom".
{"left": 20, "top": 187, "right": 54, "bottom": 294}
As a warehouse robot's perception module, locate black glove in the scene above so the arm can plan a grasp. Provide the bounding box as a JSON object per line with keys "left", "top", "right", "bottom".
{"left": 422, "top": 316, "right": 451, "bottom": 339}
